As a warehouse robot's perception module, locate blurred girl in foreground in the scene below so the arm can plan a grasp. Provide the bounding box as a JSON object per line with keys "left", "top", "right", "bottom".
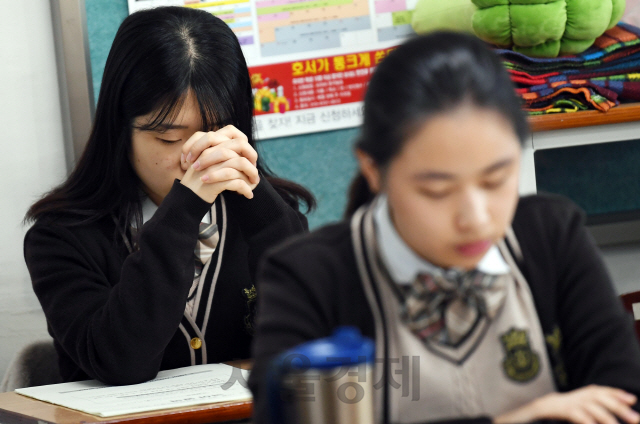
{"left": 249, "top": 32, "right": 640, "bottom": 424}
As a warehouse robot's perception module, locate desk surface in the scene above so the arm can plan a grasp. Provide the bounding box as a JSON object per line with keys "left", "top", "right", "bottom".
{"left": 0, "top": 360, "right": 253, "bottom": 424}
{"left": 0, "top": 392, "right": 251, "bottom": 424}
{"left": 529, "top": 103, "right": 640, "bottom": 132}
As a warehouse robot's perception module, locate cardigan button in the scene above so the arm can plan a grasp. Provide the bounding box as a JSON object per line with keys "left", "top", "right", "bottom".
{"left": 190, "top": 337, "right": 202, "bottom": 350}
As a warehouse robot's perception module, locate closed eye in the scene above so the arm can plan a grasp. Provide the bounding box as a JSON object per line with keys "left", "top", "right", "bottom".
{"left": 482, "top": 167, "right": 513, "bottom": 190}
{"left": 418, "top": 188, "right": 453, "bottom": 199}
{"left": 157, "top": 137, "right": 182, "bottom": 144}
{"left": 483, "top": 178, "right": 508, "bottom": 190}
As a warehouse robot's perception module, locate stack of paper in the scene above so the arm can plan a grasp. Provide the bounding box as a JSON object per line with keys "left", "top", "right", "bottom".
{"left": 15, "top": 364, "right": 251, "bottom": 417}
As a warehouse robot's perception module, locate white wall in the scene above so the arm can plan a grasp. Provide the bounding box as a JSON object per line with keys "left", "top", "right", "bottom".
{"left": 0, "top": 1, "right": 68, "bottom": 378}
{"left": 625, "top": 0, "right": 640, "bottom": 27}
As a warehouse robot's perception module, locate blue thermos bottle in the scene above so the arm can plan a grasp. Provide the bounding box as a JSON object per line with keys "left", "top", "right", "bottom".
{"left": 267, "top": 326, "right": 375, "bottom": 424}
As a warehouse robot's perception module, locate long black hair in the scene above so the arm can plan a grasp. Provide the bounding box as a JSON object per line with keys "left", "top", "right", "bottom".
{"left": 345, "top": 32, "right": 529, "bottom": 216}
{"left": 26, "top": 6, "right": 315, "bottom": 234}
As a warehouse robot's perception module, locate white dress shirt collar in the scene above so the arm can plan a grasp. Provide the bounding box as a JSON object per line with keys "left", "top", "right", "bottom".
{"left": 372, "top": 195, "right": 510, "bottom": 285}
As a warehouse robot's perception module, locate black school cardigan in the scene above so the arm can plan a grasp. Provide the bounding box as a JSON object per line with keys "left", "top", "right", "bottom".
{"left": 249, "top": 194, "right": 640, "bottom": 424}
{"left": 24, "top": 179, "right": 307, "bottom": 385}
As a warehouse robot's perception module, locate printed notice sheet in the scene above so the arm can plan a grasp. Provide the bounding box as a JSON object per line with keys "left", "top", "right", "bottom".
{"left": 15, "top": 364, "right": 251, "bottom": 417}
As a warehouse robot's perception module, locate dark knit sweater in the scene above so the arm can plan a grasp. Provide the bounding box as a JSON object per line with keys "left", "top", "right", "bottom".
{"left": 249, "top": 194, "right": 640, "bottom": 424}
{"left": 24, "top": 179, "right": 307, "bottom": 385}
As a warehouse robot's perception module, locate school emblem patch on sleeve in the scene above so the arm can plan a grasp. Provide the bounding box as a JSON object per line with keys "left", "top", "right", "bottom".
{"left": 500, "top": 328, "right": 540, "bottom": 382}
{"left": 243, "top": 285, "right": 257, "bottom": 335}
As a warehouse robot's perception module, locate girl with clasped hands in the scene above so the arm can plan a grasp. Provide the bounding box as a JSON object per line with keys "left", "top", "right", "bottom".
{"left": 24, "top": 6, "right": 313, "bottom": 385}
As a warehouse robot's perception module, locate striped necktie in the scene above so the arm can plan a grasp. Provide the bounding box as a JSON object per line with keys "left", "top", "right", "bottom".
{"left": 185, "top": 209, "right": 219, "bottom": 318}
{"left": 193, "top": 219, "right": 219, "bottom": 279}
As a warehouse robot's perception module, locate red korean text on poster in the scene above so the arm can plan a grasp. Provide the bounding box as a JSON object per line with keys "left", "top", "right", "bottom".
{"left": 249, "top": 47, "right": 396, "bottom": 116}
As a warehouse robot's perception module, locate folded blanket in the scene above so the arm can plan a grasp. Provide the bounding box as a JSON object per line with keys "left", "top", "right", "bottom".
{"left": 499, "top": 23, "right": 640, "bottom": 70}
{"left": 512, "top": 71, "right": 640, "bottom": 101}
{"left": 499, "top": 22, "right": 640, "bottom": 113}
{"left": 527, "top": 98, "right": 591, "bottom": 115}
{"left": 520, "top": 86, "right": 618, "bottom": 112}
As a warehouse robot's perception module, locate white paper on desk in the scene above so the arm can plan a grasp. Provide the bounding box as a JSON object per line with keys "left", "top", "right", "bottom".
{"left": 15, "top": 364, "right": 251, "bottom": 417}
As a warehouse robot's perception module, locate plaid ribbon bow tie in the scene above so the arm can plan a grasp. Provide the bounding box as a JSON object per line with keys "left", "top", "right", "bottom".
{"left": 399, "top": 270, "right": 507, "bottom": 347}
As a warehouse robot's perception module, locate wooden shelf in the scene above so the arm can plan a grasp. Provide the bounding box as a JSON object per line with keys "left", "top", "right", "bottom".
{"left": 529, "top": 103, "right": 640, "bottom": 132}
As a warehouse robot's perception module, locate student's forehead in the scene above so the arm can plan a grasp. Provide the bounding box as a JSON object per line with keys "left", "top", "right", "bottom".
{"left": 405, "top": 108, "right": 517, "bottom": 149}
{"left": 135, "top": 105, "right": 203, "bottom": 129}
{"left": 396, "top": 119, "right": 519, "bottom": 175}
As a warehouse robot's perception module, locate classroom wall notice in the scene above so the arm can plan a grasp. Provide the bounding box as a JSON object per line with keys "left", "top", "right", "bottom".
{"left": 128, "top": 0, "right": 416, "bottom": 139}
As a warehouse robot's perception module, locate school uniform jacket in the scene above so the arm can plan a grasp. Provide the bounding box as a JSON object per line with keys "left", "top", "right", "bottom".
{"left": 24, "top": 179, "right": 307, "bottom": 385}
{"left": 249, "top": 194, "right": 640, "bottom": 424}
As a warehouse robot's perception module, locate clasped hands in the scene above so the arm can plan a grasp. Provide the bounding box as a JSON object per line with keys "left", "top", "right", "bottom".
{"left": 180, "top": 126, "right": 260, "bottom": 204}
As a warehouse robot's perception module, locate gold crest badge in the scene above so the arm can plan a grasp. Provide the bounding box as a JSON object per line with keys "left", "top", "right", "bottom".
{"left": 500, "top": 328, "right": 540, "bottom": 382}
{"left": 243, "top": 285, "right": 257, "bottom": 335}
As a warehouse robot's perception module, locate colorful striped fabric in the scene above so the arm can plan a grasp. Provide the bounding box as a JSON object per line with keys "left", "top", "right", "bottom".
{"left": 498, "top": 23, "right": 640, "bottom": 113}
{"left": 527, "top": 98, "right": 590, "bottom": 115}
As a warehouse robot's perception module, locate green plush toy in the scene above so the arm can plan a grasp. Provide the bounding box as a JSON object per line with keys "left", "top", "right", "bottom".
{"left": 411, "top": 0, "right": 626, "bottom": 57}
